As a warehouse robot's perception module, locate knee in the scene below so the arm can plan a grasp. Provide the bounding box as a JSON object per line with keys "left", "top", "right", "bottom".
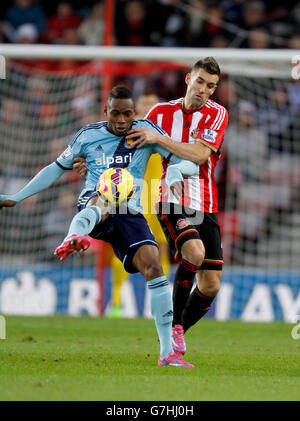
{"left": 182, "top": 241, "right": 205, "bottom": 267}
{"left": 204, "top": 283, "right": 220, "bottom": 297}
{"left": 198, "top": 272, "right": 222, "bottom": 297}
{"left": 142, "top": 257, "right": 163, "bottom": 280}
{"left": 133, "top": 245, "right": 164, "bottom": 281}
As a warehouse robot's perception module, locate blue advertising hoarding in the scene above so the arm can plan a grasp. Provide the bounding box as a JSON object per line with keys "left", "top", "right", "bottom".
{"left": 0, "top": 265, "right": 299, "bottom": 321}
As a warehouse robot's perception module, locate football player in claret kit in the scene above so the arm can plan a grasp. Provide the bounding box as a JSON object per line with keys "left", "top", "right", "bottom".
{"left": 127, "top": 57, "right": 228, "bottom": 356}
{"left": 0, "top": 85, "right": 197, "bottom": 367}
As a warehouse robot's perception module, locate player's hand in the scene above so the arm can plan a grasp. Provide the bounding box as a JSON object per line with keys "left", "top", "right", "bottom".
{"left": 170, "top": 181, "right": 184, "bottom": 200}
{"left": 73, "top": 157, "right": 87, "bottom": 177}
{"left": 127, "top": 128, "right": 161, "bottom": 148}
{"left": 0, "top": 199, "right": 17, "bottom": 209}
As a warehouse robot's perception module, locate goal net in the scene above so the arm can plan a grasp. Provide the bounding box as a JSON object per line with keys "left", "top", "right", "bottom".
{"left": 0, "top": 45, "right": 299, "bottom": 321}
{"left": 217, "top": 73, "right": 300, "bottom": 322}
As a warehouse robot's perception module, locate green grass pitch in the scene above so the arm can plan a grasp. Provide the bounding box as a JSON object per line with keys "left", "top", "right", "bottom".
{"left": 0, "top": 316, "right": 300, "bottom": 401}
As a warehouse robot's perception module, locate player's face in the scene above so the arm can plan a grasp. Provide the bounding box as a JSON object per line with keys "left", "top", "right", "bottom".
{"left": 105, "top": 98, "right": 136, "bottom": 136}
{"left": 184, "top": 68, "right": 218, "bottom": 109}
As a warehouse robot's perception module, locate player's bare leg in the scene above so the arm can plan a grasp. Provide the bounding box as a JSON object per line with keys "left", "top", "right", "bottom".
{"left": 181, "top": 239, "right": 205, "bottom": 266}
{"left": 132, "top": 244, "right": 163, "bottom": 282}
{"left": 197, "top": 269, "right": 221, "bottom": 298}
{"left": 133, "top": 245, "right": 194, "bottom": 367}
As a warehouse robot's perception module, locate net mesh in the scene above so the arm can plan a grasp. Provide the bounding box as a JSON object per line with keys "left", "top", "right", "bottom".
{"left": 0, "top": 61, "right": 101, "bottom": 263}
{"left": 216, "top": 74, "right": 300, "bottom": 321}
{"left": 222, "top": 75, "right": 300, "bottom": 270}
{"left": 0, "top": 60, "right": 102, "bottom": 315}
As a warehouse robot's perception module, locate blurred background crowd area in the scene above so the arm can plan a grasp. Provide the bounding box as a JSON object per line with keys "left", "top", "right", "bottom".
{"left": 0, "top": 0, "right": 299, "bottom": 50}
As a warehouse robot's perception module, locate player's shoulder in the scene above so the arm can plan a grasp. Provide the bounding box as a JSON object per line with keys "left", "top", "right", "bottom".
{"left": 205, "top": 99, "right": 228, "bottom": 128}
{"left": 133, "top": 118, "right": 157, "bottom": 127}
{"left": 75, "top": 121, "right": 107, "bottom": 136}
{"left": 133, "top": 119, "right": 165, "bottom": 133}
{"left": 206, "top": 99, "right": 228, "bottom": 116}
{"left": 70, "top": 121, "right": 108, "bottom": 146}
{"left": 81, "top": 121, "right": 107, "bottom": 132}
{"left": 147, "top": 98, "right": 182, "bottom": 114}
{"left": 154, "top": 98, "right": 182, "bottom": 110}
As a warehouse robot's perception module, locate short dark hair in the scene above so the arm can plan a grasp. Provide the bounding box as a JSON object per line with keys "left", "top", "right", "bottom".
{"left": 192, "top": 57, "right": 221, "bottom": 77}
{"left": 107, "top": 85, "right": 134, "bottom": 102}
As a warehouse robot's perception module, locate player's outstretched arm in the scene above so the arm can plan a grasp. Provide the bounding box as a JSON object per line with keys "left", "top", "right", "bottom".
{"left": 0, "top": 162, "right": 66, "bottom": 210}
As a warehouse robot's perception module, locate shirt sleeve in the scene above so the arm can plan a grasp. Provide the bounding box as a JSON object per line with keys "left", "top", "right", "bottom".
{"left": 55, "top": 128, "right": 86, "bottom": 170}
{"left": 143, "top": 119, "right": 167, "bottom": 136}
{"left": 196, "top": 106, "right": 228, "bottom": 153}
{"left": 139, "top": 119, "right": 172, "bottom": 158}
{"left": 1, "top": 162, "right": 65, "bottom": 204}
{"left": 153, "top": 143, "right": 198, "bottom": 175}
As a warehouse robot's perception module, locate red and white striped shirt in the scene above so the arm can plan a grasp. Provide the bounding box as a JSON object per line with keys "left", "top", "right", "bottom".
{"left": 145, "top": 97, "right": 228, "bottom": 213}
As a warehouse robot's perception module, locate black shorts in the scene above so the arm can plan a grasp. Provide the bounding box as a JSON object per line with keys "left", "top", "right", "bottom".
{"left": 157, "top": 202, "right": 223, "bottom": 271}
{"left": 78, "top": 190, "right": 158, "bottom": 273}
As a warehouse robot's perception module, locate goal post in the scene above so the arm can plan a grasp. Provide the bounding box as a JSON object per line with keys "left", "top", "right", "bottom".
{"left": 0, "top": 44, "right": 297, "bottom": 61}
{"left": 0, "top": 45, "right": 299, "bottom": 320}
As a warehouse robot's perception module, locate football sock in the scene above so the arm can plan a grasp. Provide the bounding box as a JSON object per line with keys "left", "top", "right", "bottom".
{"left": 172, "top": 259, "right": 200, "bottom": 326}
{"left": 182, "top": 286, "right": 214, "bottom": 333}
{"left": 66, "top": 206, "right": 102, "bottom": 238}
{"left": 111, "top": 255, "right": 128, "bottom": 307}
{"left": 147, "top": 276, "right": 173, "bottom": 359}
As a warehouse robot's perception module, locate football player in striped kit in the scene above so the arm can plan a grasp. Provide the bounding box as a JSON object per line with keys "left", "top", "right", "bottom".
{"left": 127, "top": 57, "right": 228, "bottom": 356}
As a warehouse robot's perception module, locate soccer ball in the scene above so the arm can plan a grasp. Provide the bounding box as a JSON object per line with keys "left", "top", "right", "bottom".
{"left": 96, "top": 167, "right": 136, "bottom": 206}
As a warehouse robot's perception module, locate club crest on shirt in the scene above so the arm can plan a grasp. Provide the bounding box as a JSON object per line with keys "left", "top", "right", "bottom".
{"left": 176, "top": 218, "right": 190, "bottom": 230}
{"left": 125, "top": 138, "right": 135, "bottom": 149}
{"left": 190, "top": 128, "right": 200, "bottom": 139}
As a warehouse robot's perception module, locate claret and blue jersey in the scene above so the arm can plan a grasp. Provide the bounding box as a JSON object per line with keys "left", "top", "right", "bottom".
{"left": 55, "top": 119, "right": 179, "bottom": 213}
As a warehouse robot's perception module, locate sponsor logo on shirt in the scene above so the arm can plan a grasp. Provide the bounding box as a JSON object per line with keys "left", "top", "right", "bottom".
{"left": 201, "top": 128, "right": 217, "bottom": 143}
{"left": 125, "top": 138, "right": 134, "bottom": 149}
{"left": 95, "top": 153, "right": 133, "bottom": 167}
